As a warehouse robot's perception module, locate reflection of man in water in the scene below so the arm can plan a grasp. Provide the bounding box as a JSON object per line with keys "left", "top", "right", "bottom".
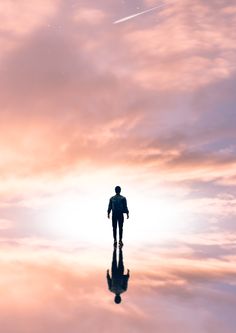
{"left": 107, "top": 248, "right": 130, "bottom": 304}
{"left": 107, "top": 186, "right": 129, "bottom": 247}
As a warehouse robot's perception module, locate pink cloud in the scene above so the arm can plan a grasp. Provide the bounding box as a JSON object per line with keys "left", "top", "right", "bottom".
{"left": 0, "top": 0, "right": 235, "bottom": 251}
{"left": 0, "top": 240, "right": 235, "bottom": 332}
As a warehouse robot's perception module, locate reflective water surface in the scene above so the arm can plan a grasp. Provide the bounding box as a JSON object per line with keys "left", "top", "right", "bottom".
{"left": 0, "top": 235, "right": 235, "bottom": 333}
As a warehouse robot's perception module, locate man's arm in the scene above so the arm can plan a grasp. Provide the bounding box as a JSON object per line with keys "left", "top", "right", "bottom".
{"left": 107, "top": 270, "right": 112, "bottom": 290}
{"left": 122, "top": 274, "right": 130, "bottom": 292}
{"left": 107, "top": 198, "right": 112, "bottom": 218}
{"left": 123, "top": 198, "right": 129, "bottom": 219}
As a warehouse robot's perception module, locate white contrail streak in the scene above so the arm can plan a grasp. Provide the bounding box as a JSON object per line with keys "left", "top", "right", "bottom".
{"left": 113, "top": 2, "right": 169, "bottom": 24}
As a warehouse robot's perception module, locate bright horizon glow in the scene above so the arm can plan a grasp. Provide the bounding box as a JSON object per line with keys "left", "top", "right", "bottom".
{"left": 38, "top": 179, "right": 192, "bottom": 244}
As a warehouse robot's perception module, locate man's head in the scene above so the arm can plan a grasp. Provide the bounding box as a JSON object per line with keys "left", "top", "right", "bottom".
{"left": 114, "top": 294, "right": 122, "bottom": 304}
{"left": 115, "top": 186, "right": 121, "bottom": 194}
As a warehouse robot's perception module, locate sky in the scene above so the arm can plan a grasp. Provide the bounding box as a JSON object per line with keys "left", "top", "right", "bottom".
{"left": 0, "top": 0, "right": 236, "bottom": 332}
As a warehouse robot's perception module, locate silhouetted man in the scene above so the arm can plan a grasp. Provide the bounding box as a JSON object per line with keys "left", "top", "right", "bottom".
{"left": 107, "top": 248, "right": 130, "bottom": 304}
{"left": 107, "top": 186, "right": 129, "bottom": 247}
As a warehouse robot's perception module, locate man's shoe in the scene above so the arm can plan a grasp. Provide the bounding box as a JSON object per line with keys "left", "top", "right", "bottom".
{"left": 119, "top": 240, "right": 123, "bottom": 247}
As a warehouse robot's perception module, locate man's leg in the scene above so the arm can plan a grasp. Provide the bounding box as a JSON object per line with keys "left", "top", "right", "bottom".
{"left": 112, "top": 215, "right": 118, "bottom": 243}
{"left": 118, "top": 248, "right": 124, "bottom": 275}
{"left": 112, "top": 248, "right": 117, "bottom": 276}
{"left": 118, "top": 213, "right": 124, "bottom": 242}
